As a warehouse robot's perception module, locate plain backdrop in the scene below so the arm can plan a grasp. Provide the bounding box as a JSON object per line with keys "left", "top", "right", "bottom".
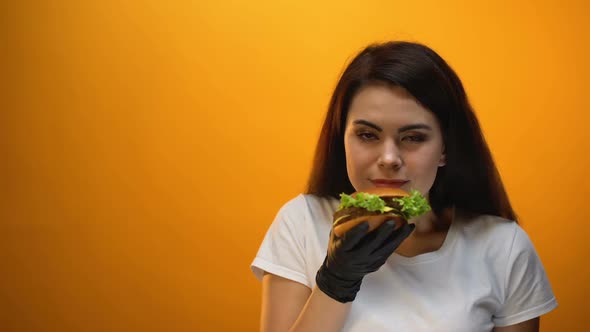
{"left": 2, "top": 0, "right": 589, "bottom": 331}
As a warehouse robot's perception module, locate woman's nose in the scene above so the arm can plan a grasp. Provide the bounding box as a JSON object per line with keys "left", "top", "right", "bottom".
{"left": 377, "top": 141, "right": 403, "bottom": 169}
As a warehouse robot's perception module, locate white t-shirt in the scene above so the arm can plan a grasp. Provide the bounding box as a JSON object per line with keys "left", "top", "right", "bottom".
{"left": 251, "top": 194, "right": 557, "bottom": 331}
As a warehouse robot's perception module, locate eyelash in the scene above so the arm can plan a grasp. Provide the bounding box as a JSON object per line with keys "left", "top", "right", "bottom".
{"left": 403, "top": 134, "right": 426, "bottom": 142}
{"left": 355, "top": 131, "right": 426, "bottom": 143}
{"left": 357, "top": 132, "right": 378, "bottom": 141}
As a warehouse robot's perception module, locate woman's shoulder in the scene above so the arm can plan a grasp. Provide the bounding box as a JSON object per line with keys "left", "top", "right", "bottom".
{"left": 273, "top": 193, "right": 339, "bottom": 225}
{"left": 457, "top": 210, "right": 519, "bottom": 234}
{"left": 302, "top": 193, "right": 340, "bottom": 211}
{"left": 451, "top": 211, "right": 539, "bottom": 273}
{"left": 276, "top": 193, "right": 338, "bottom": 212}
{"left": 454, "top": 210, "right": 523, "bottom": 250}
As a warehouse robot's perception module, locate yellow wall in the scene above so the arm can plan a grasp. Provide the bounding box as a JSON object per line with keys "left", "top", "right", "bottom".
{"left": 3, "top": 1, "right": 588, "bottom": 331}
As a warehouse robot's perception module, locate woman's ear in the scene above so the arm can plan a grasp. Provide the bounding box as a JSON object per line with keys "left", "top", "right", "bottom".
{"left": 438, "top": 152, "right": 446, "bottom": 167}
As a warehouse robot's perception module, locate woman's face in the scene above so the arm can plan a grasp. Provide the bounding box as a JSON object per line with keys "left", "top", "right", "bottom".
{"left": 343, "top": 84, "right": 446, "bottom": 197}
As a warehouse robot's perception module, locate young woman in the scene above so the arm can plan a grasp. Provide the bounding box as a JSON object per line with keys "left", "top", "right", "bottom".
{"left": 251, "top": 41, "right": 557, "bottom": 332}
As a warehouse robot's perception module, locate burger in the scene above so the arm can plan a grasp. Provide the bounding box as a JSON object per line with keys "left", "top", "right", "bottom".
{"left": 332, "top": 188, "right": 431, "bottom": 237}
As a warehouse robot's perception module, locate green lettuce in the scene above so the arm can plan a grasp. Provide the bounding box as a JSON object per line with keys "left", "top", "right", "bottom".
{"left": 338, "top": 189, "right": 431, "bottom": 220}
{"left": 338, "top": 192, "right": 393, "bottom": 213}
{"left": 395, "top": 190, "right": 431, "bottom": 219}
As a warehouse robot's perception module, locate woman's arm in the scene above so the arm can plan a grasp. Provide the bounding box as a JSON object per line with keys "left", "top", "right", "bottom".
{"left": 492, "top": 317, "right": 539, "bottom": 332}
{"left": 260, "top": 272, "right": 351, "bottom": 332}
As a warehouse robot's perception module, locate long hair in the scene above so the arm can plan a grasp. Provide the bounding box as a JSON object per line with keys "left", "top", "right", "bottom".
{"left": 305, "top": 41, "right": 516, "bottom": 221}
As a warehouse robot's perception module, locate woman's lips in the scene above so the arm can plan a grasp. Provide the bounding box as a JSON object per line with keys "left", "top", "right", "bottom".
{"left": 370, "top": 179, "right": 409, "bottom": 188}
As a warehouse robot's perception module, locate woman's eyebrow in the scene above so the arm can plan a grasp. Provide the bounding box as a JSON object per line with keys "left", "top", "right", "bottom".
{"left": 398, "top": 124, "right": 432, "bottom": 132}
{"left": 352, "top": 119, "right": 432, "bottom": 133}
{"left": 352, "top": 119, "right": 382, "bottom": 131}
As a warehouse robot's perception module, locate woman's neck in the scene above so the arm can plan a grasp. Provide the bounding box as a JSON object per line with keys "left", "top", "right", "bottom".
{"left": 412, "top": 207, "right": 453, "bottom": 234}
{"left": 395, "top": 207, "right": 454, "bottom": 257}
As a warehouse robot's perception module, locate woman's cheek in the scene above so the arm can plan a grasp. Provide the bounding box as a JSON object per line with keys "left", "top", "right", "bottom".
{"left": 350, "top": 145, "right": 372, "bottom": 168}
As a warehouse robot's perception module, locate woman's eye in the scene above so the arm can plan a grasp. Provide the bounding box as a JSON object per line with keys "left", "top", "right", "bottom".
{"left": 357, "top": 132, "right": 378, "bottom": 141}
{"left": 402, "top": 134, "right": 426, "bottom": 142}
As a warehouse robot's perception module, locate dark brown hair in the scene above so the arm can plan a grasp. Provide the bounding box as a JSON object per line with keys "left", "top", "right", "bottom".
{"left": 305, "top": 41, "right": 516, "bottom": 221}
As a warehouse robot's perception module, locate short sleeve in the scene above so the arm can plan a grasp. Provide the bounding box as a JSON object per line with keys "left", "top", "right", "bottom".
{"left": 493, "top": 226, "right": 557, "bottom": 326}
{"left": 250, "top": 195, "right": 312, "bottom": 288}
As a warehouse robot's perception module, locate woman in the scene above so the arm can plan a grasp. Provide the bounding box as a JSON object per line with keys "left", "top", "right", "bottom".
{"left": 251, "top": 41, "right": 556, "bottom": 332}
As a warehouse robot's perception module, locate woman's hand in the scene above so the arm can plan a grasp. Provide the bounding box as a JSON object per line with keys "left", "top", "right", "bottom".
{"left": 315, "top": 220, "right": 415, "bottom": 303}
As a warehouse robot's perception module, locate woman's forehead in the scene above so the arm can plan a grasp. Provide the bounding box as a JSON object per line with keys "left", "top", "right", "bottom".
{"left": 347, "top": 86, "right": 437, "bottom": 127}
{"left": 350, "top": 85, "right": 427, "bottom": 112}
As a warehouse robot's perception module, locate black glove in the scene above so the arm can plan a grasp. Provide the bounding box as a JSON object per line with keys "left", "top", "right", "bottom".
{"left": 316, "top": 220, "right": 415, "bottom": 303}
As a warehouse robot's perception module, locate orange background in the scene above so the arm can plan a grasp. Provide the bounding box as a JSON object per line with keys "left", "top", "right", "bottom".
{"left": 2, "top": 1, "right": 589, "bottom": 331}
